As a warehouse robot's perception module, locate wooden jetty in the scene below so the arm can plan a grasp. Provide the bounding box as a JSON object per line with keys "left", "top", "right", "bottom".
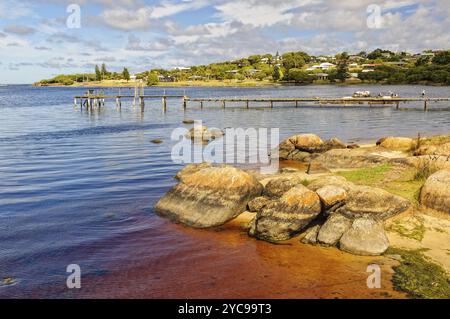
{"left": 187, "top": 97, "right": 450, "bottom": 111}
{"left": 74, "top": 88, "right": 450, "bottom": 111}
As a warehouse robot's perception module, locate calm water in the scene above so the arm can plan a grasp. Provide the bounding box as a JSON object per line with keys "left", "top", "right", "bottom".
{"left": 0, "top": 84, "right": 449, "bottom": 298}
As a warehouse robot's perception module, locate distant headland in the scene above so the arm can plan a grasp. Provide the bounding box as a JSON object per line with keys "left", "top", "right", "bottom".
{"left": 35, "top": 48, "right": 450, "bottom": 87}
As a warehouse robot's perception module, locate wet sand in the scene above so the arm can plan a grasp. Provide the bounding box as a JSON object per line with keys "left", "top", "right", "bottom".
{"left": 56, "top": 215, "right": 405, "bottom": 299}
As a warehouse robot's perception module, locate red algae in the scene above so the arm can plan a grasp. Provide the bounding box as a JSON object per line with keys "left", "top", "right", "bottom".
{"left": 71, "top": 215, "right": 405, "bottom": 299}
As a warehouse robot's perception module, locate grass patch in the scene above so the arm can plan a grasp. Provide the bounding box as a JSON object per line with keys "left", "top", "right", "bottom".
{"left": 387, "top": 248, "right": 450, "bottom": 299}
{"left": 382, "top": 179, "right": 424, "bottom": 203}
{"left": 412, "top": 157, "right": 440, "bottom": 181}
{"left": 300, "top": 179, "right": 311, "bottom": 187}
{"left": 337, "top": 164, "right": 393, "bottom": 185}
{"left": 387, "top": 219, "right": 426, "bottom": 242}
{"left": 419, "top": 135, "right": 450, "bottom": 146}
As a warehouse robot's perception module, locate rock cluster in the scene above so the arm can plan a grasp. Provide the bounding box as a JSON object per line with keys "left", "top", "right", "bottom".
{"left": 247, "top": 175, "right": 410, "bottom": 255}
{"left": 156, "top": 163, "right": 413, "bottom": 255}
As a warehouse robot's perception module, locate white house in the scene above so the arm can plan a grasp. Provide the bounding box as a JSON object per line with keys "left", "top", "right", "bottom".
{"left": 319, "top": 62, "right": 336, "bottom": 70}
{"left": 174, "top": 67, "right": 191, "bottom": 71}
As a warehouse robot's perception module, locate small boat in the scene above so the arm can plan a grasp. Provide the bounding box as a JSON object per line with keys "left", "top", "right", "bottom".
{"left": 352, "top": 91, "right": 371, "bottom": 98}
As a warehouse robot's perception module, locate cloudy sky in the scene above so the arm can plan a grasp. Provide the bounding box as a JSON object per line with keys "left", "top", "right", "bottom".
{"left": 1, "top": 0, "right": 449, "bottom": 83}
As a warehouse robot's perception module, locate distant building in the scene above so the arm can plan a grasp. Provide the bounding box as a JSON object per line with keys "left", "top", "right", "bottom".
{"left": 130, "top": 74, "right": 137, "bottom": 81}
{"left": 174, "top": 67, "right": 191, "bottom": 71}
{"left": 158, "top": 75, "right": 175, "bottom": 82}
{"left": 188, "top": 75, "right": 205, "bottom": 81}
{"left": 314, "top": 73, "right": 329, "bottom": 80}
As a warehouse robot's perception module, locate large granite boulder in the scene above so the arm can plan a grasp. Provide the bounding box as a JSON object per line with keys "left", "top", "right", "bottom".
{"left": 263, "top": 176, "right": 308, "bottom": 198}
{"left": 247, "top": 196, "right": 271, "bottom": 212}
{"left": 156, "top": 165, "right": 263, "bottom": 228}
{"left": 307, "top": 175, "right": 354, "bottom": 192}
{"left": 175, "top": 162, "right": 213, "bottom": 180}
{"left": 317, "top": 214, "right": 353, "bottom": 246}
{"left": 339, "top": 218, "right": 389, "bottom": 256}
{"left": 316, "top": 185, "right": 348, "bottom": 211}
{"left": 277, "top": 134, "right": 348, "bottom": 160}
{"left": 249, "top": 185, "right": 321, "bottom": 242}
{"left": 378, "top": 137, "right": 416, "bottom": 151}
{"left": 419, "top": 169, "right": 450, "bottom": 214}
{"left": 311, "top": 148, "right": 393, "bottom": 169}
{"left": 336, "top": 185, "right": 411, "bottom": 221}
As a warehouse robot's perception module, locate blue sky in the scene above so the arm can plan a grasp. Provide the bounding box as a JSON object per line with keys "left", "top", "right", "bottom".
{"left": 0, "top": 0, "right": 449, "bottom": 83}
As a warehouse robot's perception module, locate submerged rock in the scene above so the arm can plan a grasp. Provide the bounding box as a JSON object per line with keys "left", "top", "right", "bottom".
{"left": 336, "top": 185, "right": 411, "bottom": 221}
{"left": 156, "top": 165, "right": 263, "bottom": 228}
{"left": 182, "top": 119, "right": 195, "bottom": 124}
{"left": 317, "top": 214, "right": 352, "bottom": 246}
{"left": 150, "top": 138, "right": 163, "bottom": 144}
{"left": 420, "top": 169, "right": 450, "bottom": 214}
{"left": 249, "top": 184, "right": 321, "bottom": 242}
{"left": 339, "top": 218, "right": 389, "bottom": 256}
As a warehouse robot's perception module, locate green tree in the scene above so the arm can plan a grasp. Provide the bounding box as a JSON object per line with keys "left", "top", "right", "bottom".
{"left": 272, "top": 66, "right": 283, "bottom": 81}
{"left": 122, "top": 67, "right": 130, "bottom": 81}
{"left": 335, "top": 53, "right": 350, "bottom": 82}
{"left": 432, "top": 51, "right": 450, "bottom": 65}
{"left": 285, "top": 68, "right": 313, "bottom": 84}
{"left": 95, "top": 65, "right": 101, "bottom": 81}
{"left": 147, "top": 72, "right": 159, "bottom": 86}
{"left": 282, "top": 52, "right": 309, "bottom": 70}
{"left": 101, "top": 63, "right": 108, "bottom": 79}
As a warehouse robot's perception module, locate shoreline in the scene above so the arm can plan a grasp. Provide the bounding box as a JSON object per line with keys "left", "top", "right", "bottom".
{"left": 33, "top": 81, "right": 450, "bottom": 88}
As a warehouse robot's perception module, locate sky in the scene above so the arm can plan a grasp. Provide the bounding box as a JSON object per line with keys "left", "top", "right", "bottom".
{"left": 0, "top": 0, "right": 449, "bottom": 83}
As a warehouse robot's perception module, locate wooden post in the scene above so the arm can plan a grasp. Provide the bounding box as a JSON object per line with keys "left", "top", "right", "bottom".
{"left": 183, "top": 96, "right": 187, "bottom": 110}
{"left": 162, "top": 97, "right": 167, "bottom": 111}
{"left": 140, "top": 97, "right": 145, "bottom": 107}
{"left": 396, "top": 102, "right": 399, "bottom": 110}
{"left": 222, "top": 100, "right": 225, "bottom": 109}
{"left": 246, "top": 100, "right": 249, "bottom": 109}
{"left": 424, "top": 99, "right": 428, "bottom": 111}
{"left": 200, "top": 101, "right": 203, "bottom": 109}
{"left": 295, "top": 100, "right": 298, "bottom": 108}
{"left": 270, "top": 101, "right": 273, "bottom": 108}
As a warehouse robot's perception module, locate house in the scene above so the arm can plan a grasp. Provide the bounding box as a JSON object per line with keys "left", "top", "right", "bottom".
{"left": 130, "top": 74, "right": 137, "bottom": 81}
{"left": 314, "top": 73, "right": 329, "bottom": 80}
{"left": 174, "top": 66, "right": 191, "bottom": 71}
{"left": 319, "top": 62, "right": 336, "bottom": 70}
{"left": 188, "top": 75, "right": 205, "bottom": 81}
{"left": 245, "top": 69, "right": 261, "bottom": 75}
{"left": 158, "top": 75, "right": 175, "bottom": 82}
{"left": 260, "top": 57, "right": 270, "bottom": 63}
{"left": 225, "top": 70, "right": 239, "bottom": 74}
